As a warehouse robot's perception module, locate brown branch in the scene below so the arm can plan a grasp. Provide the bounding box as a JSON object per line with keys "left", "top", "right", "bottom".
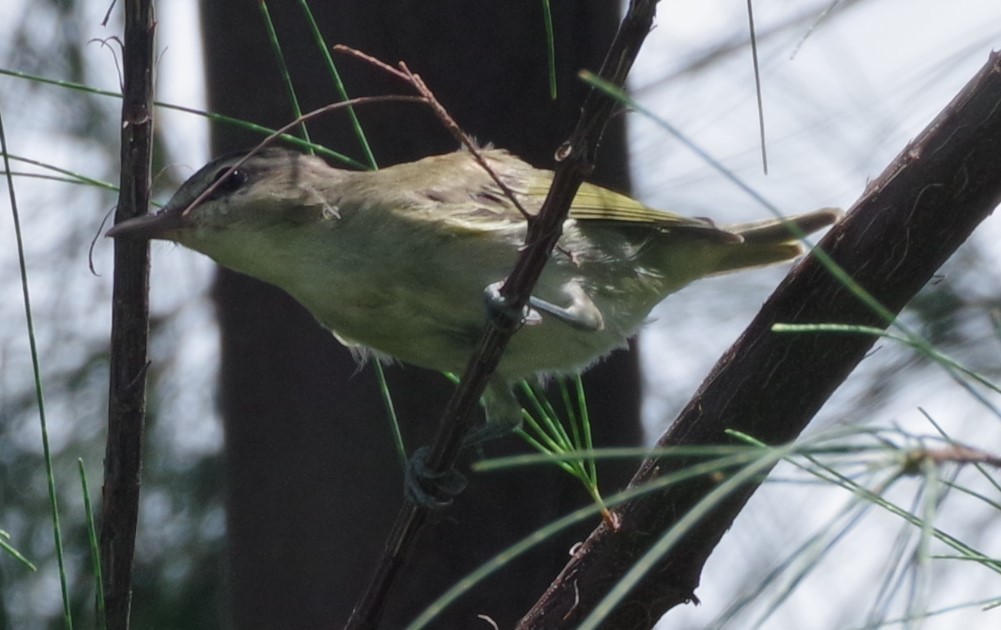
{"left": 345, "top": 1, "right": 662, "bottom": 628}
{"left": 519, "top": 52, "right": 1001, "bottom": 629}
{"left": 102, "top": 1, "right": 156, "bottom": 628}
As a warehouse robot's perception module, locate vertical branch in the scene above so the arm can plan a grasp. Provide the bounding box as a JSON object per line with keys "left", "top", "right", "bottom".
{"left": 103, "top": 1, "right": 156, "bottom": 628}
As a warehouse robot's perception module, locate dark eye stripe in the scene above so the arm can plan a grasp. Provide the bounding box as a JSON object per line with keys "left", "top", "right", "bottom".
{"left": 208, "top": 167, "right": 248, "bottom": 198}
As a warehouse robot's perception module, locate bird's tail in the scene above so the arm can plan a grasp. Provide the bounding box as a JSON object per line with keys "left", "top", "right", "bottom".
{"left": 710, "top": 207, "right": 842, "bottom": 274}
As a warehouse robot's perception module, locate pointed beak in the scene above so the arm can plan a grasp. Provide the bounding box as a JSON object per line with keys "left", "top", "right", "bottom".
{"left": 106, "top": 208, "right": 188, "bottom": 241}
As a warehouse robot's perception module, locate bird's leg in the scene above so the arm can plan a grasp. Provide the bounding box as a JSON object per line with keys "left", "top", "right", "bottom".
{"left": 484, "top": 280, "right": 604, "bottom": 331}
{"left": 462, "top": 381, "right": 524, "bottom": 446}
{"left": 528, "top": 282, "right": 604, "bottom": 332}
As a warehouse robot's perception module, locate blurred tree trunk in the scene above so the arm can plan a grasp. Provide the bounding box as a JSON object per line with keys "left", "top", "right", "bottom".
{"left": 199, "top": 3, "right": 640, "bottom": 627}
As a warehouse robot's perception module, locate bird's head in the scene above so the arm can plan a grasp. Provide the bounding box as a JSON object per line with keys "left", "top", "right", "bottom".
{"left": 107, "top": 148, "right": 345, "bottom": 245}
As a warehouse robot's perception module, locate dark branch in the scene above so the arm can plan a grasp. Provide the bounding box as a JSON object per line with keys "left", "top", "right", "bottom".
{"left": 102, "top": 1, "right": 156, "bottom": 628}
{"left": 519, "top": 52, "right": 1001, "bottom": 629}
{"left": 346, "top": 1, "right": 662, "bottom": 627}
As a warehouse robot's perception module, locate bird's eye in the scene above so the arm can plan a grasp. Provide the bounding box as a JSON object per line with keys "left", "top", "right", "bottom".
{"left": 208, "top": 167, "right": 247, "bottom": 197}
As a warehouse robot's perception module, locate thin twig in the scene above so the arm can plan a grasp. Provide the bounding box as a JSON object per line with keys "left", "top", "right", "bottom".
{"left": 333, "top": 45, "right": 534, "bottom": 220}
{"left": 396, "top": 62, "right": 534, "bottom": 220}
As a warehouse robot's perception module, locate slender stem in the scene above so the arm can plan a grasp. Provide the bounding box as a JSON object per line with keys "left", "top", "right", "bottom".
{"left": 346, "top": 1, "right": 662, "bottom": 626}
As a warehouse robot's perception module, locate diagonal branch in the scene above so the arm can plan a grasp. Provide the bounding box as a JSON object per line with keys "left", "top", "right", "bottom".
{"left": 519, "top": 52, "right": 1001, "bottom": 629}
{"left": 345, "top": 1, "right": 662, "bottom": 627}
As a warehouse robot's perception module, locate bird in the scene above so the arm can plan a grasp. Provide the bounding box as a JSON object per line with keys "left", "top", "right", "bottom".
{"left": 107, "top": 146, "right": 840, "bottom": 429}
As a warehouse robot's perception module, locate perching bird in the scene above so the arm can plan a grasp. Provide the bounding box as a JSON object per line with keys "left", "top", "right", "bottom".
{"left": 108, "top": 146, "right": 840, "bottom": 427}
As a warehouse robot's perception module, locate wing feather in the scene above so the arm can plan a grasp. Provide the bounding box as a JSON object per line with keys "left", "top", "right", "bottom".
{"left": 379, "top": 149, "right": 740, "bottom": 243}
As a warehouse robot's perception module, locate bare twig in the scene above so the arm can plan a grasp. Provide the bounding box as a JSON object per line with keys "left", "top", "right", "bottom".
{"left": 333, "top": 44, "right": 533, "bottom": 220}
{"left": 901, "top": 444, "right": 1001, "bottom": 471}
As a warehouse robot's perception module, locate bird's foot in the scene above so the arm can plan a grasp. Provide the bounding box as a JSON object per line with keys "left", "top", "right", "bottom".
{"left": 484, "top": 282, "right": 542, "bottom": 326}
{"left": 404, "top": 446, "right": 468, "bottom": 508}
{"left": 483, "top": 281, "right": 604, "bottom": 331}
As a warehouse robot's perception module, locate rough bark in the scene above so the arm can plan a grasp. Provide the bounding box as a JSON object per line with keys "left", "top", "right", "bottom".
{"left": 103, "top": 1, "right": 156, "bottom": 627}
{"left": 520, "top": 52, "right": 1001, "bottom": 630}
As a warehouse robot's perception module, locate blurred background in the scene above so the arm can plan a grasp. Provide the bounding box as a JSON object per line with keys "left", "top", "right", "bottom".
{"left": 1, "top": 0, "right": 1000, "bottom": 628}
